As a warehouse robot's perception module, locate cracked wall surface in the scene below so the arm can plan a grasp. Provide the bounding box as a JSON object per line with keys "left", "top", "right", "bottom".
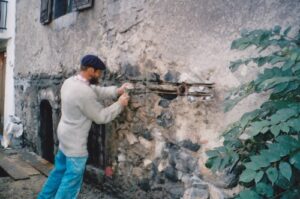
{"left": 15, "top": 0, "right": 300, "bottom": 198}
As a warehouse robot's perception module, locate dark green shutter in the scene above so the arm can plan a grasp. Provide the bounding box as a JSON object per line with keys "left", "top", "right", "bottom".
{"left": 73, "top": 0, "right": 94, "bottom": 11}
{"left": 53, "top": 0, "right": 68, "bottom": 19}
{"left": 40, "top": 0, "right": 52, "bottom": 24}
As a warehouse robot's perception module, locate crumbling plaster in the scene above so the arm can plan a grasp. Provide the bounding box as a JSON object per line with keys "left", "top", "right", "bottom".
{"left": 16, "top": 0, "right": 300, "bottom": 147}
{"left": 14, "top": 0, "right": 300, "bottom": 197}
{"left": 15, "top": 0, "right": 300, "bottom": 124}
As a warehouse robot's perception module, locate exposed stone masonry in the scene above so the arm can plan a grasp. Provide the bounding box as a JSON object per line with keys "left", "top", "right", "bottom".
{"left": 13, "top": 69, "right": 240, "bottom": 198}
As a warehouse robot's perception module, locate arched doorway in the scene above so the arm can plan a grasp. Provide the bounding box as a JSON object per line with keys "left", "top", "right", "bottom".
{"left": 39, "top": 100, "right": 54, "bottom": 163}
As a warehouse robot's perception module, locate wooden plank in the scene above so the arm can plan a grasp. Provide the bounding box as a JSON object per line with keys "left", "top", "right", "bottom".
{"left": 18, "top": 151, "right": 53, "bottom": 176}
{"left": 0, "top": 151, "right": 29, "bottom": 180}
{"left": 11, "top": 154, "right": 40, "bottom": 176}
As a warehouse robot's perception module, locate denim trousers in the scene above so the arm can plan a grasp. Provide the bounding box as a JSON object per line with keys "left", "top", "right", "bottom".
{"left": 38, "top": 150, "right": 88, "bottom": 199}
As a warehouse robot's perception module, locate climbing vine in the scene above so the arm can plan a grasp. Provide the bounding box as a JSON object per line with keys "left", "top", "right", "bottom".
{"left": 205, "top": 26, "right": 300, "bottom": 199}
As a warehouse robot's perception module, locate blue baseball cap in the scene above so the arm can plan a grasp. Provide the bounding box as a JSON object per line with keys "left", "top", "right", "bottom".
{"left": 81, "top": 54, "right": 106, "bottom": 70}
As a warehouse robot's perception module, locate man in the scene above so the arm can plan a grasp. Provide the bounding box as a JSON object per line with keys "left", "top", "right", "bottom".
{"left": 38, "top": 55, "right": 131, "bottom": 199}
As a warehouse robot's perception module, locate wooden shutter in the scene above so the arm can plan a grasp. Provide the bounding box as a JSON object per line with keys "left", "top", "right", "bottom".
{"left": 53, "top": 0, "right": 68, "bottom": 19}
{"left": 73, "top": 0, "right": 94, "bottom": 11}
{"left": 40, "top": 0, "right": 53, "bottom": 24}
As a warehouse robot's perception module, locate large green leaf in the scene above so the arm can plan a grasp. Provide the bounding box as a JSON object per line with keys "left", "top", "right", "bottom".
{"left": 255, "top": 182, "right": 274, "bottom": 197}
{"left": 280, "top": 191, "right": 300, "bottom": 199}
{"left": 292, "top": 63, "right": 300, "bottom": 73}
{"left": 266, "top": 167, "right": 278, "bottom": 184}
{"left": 270, "top": 125, "right": 280, "bottom": 137}
{"left": 279, "top": 123, "right": 290, "bottom": 133}
{"left": 250, "top": 155, "right": 270, "bottom": 168}
{"left": 223, "top": 126, "right": 241, "bottom": 139}
{"left": 273, "top": 82, "right": 289, "bottom": 93}
{"left": 211, "top": 157, "right": 222, "bottom": 172}
{"left": 289, "top": 151, "right": 300, "bottom": 170}
{"left": 231, "top": 37, "right": 252, "bottom": 50}
{"left": 253, "top": 56, "right": 271, "bottom": 67}
{"left": 257, "top": 77, "right": 299, "bottom": 91}
{"left": 267, "top": 142, "right": 289, "bottom": 157}
{"left": 286, "top": 118, "right": 300, "bottom": 132}
{"left": 260, "top": 149, "right": 281, "bottom": 163}
{"left": 254, "top": 67, "right": 281, "bottom": 90}
{"left": 269, "top": 55, "right": 286, "bottom": 64}
{"left": 205, "top": 157, "right": 215, "bottom": 169}
{"left": 270, "top": 108, "right": 298, "bottom": 124}
{"left": 229, "top": 59, "right": 244, "bottom": 72}
{"left": 282, "top": 81, "right": 300, "bottom": 94}
{"left": 279, "top": 162, "right": 292, "bottom": 181}
{"left": 240, "top": 169, "right": 256, "bottom": 183}
{"left": 290, "top": 50, "right": 300, "bottom": 61}
{"left": 244, "top": 161, "right": 261, "bottom": 171}
{"left": 223, "top": 82, "right": 255, "bottom": 112}
{"left": 276, "top": 135, "right": 300, "bottom": 151}
{"left": 248, "top": 121, "right": 270, "bottom": 137}
{"left": 273, "top": 25, "right": 281, "bottom": 34}
{"left": 219, "top": 156, "right": 230, "bottom": 170}
{"left": 239, "top": 190, "right": 261, "bottom": 199}
{"left": 240, "top": 110, "right": 261, "bottom": 129}
{"left": 282, "top": 60, "right": 295, "bottom": 71}
{"left": 275, "top": 173, "right": 291, "bottom": 190}
{"left": 206, "top": 150, "right": 219, "bottom": 158}
{"left": 254, "top": 171, "right": 264, "bottom": 183}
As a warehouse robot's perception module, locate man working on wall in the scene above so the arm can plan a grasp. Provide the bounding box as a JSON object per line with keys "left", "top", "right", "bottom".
{"left": 38, "top": 54, "right": 131, "bottom": 199}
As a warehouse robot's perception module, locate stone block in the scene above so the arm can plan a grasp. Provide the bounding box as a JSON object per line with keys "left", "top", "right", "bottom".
{"left": 139, "top": 137, "right": 152, "bottom": 150}
{"left": 132, "top": 167, "right": 144, "bottom": 178}
{"left": 125, "top": 132, "right": 138, "bottom": 145}
{"left": 158, "top": 159, "right": 168, "bottom": 172}
{"left": 143, "top": 159, "right": 152, "bottom": 167}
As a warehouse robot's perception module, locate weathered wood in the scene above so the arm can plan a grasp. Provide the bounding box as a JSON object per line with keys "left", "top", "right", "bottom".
{"left": 12, "top": 154, "right": 40, "bottom": 176}
{"left": 0, "top": 151, "right": 29, "bottom": 180}
{"left": 127, "top": 81, "right": 214, "bottom": 97}
{"left": 18, "top": 151, "right": 53, "bottom": 177}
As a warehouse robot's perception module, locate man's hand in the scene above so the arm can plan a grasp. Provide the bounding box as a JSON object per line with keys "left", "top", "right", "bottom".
{"left": 117, "top": 83, "right": 134, "bottom": 95}
{"left": 118, "top": 93, "right": 130, "bottom": 107}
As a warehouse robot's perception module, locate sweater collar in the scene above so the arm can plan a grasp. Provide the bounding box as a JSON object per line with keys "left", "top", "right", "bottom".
{"left": 74, "top": 74, "right": 89, "bottom": 85}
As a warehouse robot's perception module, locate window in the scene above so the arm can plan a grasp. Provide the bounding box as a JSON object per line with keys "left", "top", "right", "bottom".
{"left": 0, "top": 1, "right": 8, "bottom": 29}
{"left": 40, "top": 0, "right": 94, "bottom": 25}
{"left": 53, "top": 0, "right": 71, "bottom": 19}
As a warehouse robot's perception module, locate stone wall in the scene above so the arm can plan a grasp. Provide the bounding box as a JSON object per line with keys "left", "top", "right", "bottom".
{"left": 14, "top": 73, "right": 63, "bottom": 154}
{"left": 15, "top": 0, "right": 300, "bottom": 198}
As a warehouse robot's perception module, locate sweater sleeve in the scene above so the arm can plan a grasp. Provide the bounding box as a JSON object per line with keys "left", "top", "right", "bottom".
{"left": 91, "top": 85, "right": 118, "bottom": 100}
{"left": 80, "top": 92, "right": 123, "bottom": 124}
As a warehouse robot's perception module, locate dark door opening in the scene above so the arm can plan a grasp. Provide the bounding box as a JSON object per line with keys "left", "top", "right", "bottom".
{"left": 39, "top": 100, "right": 54, "bottom": 163}
{"left": 87, "top": 123, "right": 106, "bottom": 169}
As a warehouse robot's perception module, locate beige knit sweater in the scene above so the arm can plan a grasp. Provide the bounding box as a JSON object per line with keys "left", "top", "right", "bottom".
{"left": 57, "top": 76, "right": 123, "bottom": 157}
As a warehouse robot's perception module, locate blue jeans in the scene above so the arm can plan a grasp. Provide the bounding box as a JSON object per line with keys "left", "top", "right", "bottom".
{"left": 38, "top": 150, "right": 88, "bottom": 199}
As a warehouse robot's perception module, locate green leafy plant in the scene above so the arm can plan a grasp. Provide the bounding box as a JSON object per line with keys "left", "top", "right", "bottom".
{"left": 205, "top": 26, "right": 300, "bottom": 199}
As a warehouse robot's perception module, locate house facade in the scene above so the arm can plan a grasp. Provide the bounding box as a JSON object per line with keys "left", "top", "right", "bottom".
{"left": 14, "top": 0, "right": 300, "bottom": 198}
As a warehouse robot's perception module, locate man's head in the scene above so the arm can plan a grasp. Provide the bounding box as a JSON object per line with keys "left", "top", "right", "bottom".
{"left": 80, "top": 55, "right": 106, "bottom": 85}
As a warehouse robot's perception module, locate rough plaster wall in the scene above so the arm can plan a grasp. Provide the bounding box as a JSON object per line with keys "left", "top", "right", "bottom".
{"left": 14, "top": 0, "right": 300, "bottom": 197}
{"left": 16, "top": 0, "right": 300, "bottom": 144}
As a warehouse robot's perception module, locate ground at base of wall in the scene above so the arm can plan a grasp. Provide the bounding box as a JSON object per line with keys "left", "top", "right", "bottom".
{"left": 0, "top": 175, "right": 117, "bottom": 199}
